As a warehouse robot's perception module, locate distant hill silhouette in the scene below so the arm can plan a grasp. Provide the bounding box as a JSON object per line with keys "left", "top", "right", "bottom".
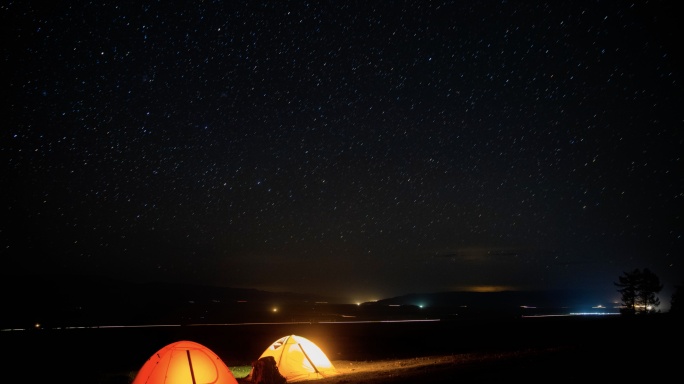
{"left": 1, "top": 273, "right": 619, "bottom": 328}
{"left": 1, "top": 273, "right": 341, "bottom": 328}
{"left": 2, "top": 272, "right": 341, "bottom": 303}
{"left": 371, "top": 289, "right": 619, "bottom": 319}
{"left": 377, "top": 289, "right": 613, "bottom": 309}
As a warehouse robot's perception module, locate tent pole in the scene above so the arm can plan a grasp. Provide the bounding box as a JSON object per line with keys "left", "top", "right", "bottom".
{"left": 297, "top": 343, "right": 320, "bottom": 374}
{"left": 186, "top": 350, "right": 197, "bottom": 384}
{"left": 276, "top": 336, "right": 290, "bottom": 367}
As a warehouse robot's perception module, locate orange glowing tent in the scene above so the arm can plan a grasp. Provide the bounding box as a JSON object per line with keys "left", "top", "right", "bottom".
{"left": 132, "top": 340, "right": 238, "bottom": 384}
{"left": 257, "top": 334, "right": 339, "bottom": 382}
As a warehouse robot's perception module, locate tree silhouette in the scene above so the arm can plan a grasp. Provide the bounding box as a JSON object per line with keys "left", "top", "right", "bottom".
{"left": 615, "top": 268, "right": 662, "bottom": 315}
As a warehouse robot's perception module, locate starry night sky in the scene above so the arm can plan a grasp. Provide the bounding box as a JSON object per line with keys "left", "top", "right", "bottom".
{"left": 3, "top": 1, "right": 682, "bottom": 304}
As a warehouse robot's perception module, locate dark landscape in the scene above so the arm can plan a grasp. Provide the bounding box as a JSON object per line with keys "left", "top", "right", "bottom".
{"left": 0, "top": 274, "right": 621, "bottom": 329}
{"left": 1, "top": 276, "right": 679, "bottom": 383}
{"left": 1, "top": 313, "right": 679, "bottom": 383}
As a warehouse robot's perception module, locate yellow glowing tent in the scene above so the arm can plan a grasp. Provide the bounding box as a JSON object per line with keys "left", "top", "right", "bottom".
{"left": 132, "top": 340, "right": 238, "bottom": 384}
{"left": 257, "top": 334, "right": 339, "bottom": 382}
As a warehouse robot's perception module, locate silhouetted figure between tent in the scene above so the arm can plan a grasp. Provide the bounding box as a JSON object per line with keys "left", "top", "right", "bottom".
{"left": 246, "top": 356, "right": 287, "bottom": 384}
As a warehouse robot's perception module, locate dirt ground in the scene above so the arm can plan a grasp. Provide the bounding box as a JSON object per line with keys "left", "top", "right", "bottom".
{"left": 324, "top": 352, "right": 538, "bottom": 383}
{"left": 237, "top": 348, "right": 563, "bottom": 384}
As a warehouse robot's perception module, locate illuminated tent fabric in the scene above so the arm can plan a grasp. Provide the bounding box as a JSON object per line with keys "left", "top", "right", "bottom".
{"left": 257, "top": 334, "right": 339, "bottom": 382}
{"left": 132, "top": 340, "right": 238, "bottom": 384}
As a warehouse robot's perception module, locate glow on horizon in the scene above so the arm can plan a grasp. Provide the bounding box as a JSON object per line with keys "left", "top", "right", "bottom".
{"left": 461, "top": 285, "right": 518, "bottom": 292}
{"left": 353, "top": 298, "right": 379, "bottom": 305}
{"left": 523, "top": 312, "right": 620, "bottom": 318}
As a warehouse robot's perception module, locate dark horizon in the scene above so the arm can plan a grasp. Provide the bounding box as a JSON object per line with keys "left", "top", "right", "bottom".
{"left": 2, "top": 271, "right": 658, "bottom": 331}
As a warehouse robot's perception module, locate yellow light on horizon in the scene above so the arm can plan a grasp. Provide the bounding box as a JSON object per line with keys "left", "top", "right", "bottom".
{"left": 466, "top": 285, "right": 517, "bottom": 292}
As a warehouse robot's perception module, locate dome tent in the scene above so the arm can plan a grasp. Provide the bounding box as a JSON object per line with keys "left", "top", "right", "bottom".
{"left": 257, "top": 334, "right": 339, "bottom": 382}
{"left": 132, "top": 340, "right": 238, "bottom": 384}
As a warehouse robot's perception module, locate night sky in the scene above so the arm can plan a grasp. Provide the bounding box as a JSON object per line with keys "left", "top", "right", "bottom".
{"left": 3, "top": 1, "right": 682, "bottom": 305}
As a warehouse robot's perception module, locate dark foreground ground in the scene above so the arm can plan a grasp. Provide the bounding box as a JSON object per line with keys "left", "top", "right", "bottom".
{"left": 1, "top": 314, "right": 679, "bottom": 383}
